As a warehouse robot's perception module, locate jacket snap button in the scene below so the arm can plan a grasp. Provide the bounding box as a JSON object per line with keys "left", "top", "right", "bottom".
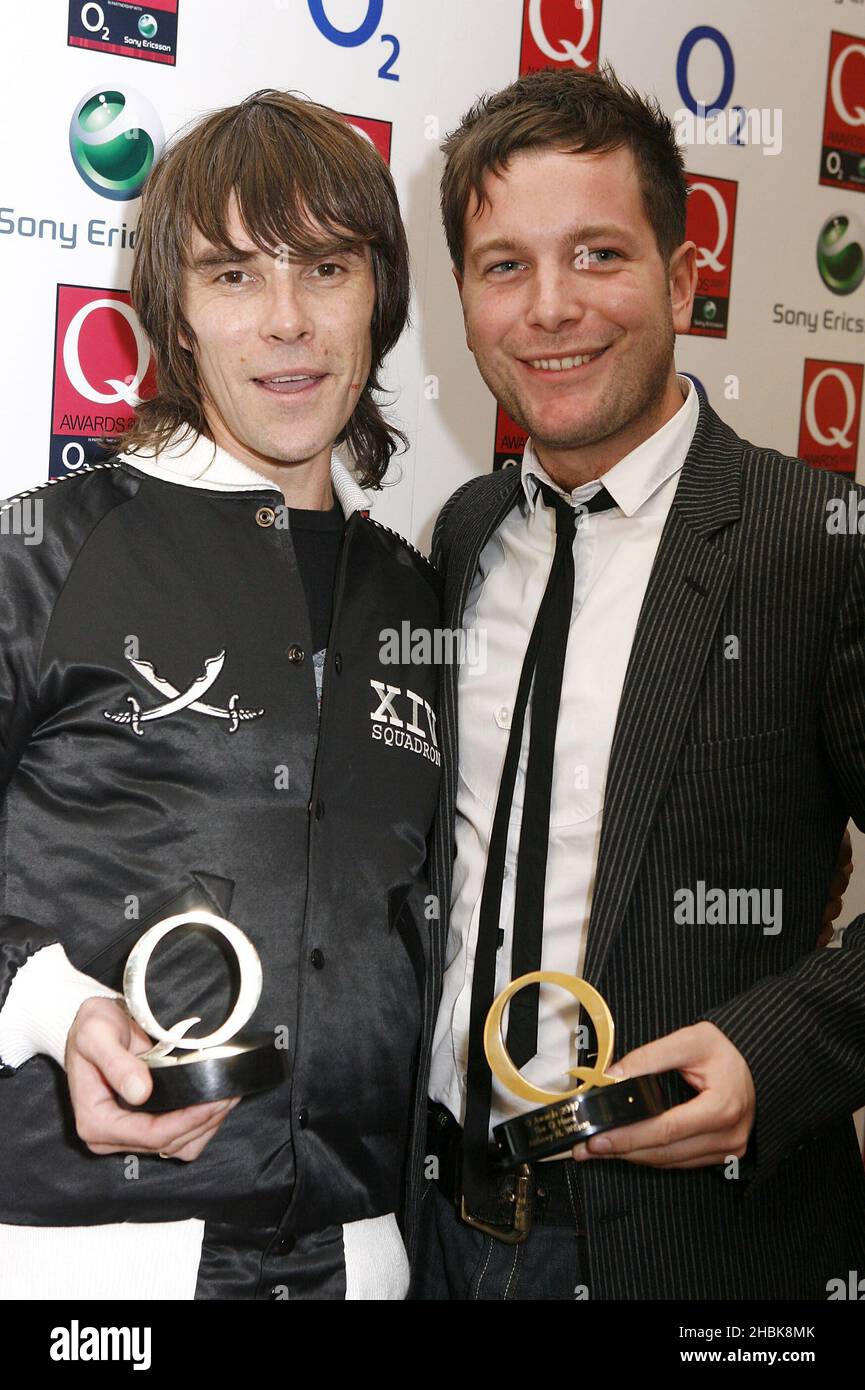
{"left": 310, "top": 949, "right": 325, "bottom": 970}
{"left": 334, "top": 653, "right": 343, "bottom": 674}
{"left": 286, "top": 644, "right": 305, "bottom": 664}
{"left": 297, "top": 1107, "right": 309, "bottom": 1130}
{"left": 256, "top": 506, "right": 276, "bottom": 527}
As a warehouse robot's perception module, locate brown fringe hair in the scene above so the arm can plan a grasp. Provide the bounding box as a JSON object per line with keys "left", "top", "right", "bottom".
{"left": 119, "top": 89, "right": 409, "bottom": 488}
{"left": 440, "top": 64, "right": 688, "bottom": 275}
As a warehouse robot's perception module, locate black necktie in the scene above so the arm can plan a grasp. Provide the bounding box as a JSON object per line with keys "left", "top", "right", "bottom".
{"left": 461, "top": 479, "right": 618, "bottom": 1210}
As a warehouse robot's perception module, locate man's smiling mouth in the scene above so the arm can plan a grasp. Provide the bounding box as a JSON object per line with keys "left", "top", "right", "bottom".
{"left": 521, "top": 346, "right": 609, "bottom": 373}
{"left": 253, "top": 371, "right": 327, "bottom": 395}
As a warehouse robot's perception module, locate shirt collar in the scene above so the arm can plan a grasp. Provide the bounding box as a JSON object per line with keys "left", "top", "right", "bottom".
{"left": 521, "top": 373, "right": 699, "bottom": 519}
{"left": 117, "top": 427, "right": 371, "bottom": 517}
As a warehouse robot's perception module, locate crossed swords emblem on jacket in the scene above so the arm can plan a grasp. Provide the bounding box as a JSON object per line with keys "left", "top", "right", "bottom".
{"left": 103, "top": 650, "right": 265, "bottom": 736}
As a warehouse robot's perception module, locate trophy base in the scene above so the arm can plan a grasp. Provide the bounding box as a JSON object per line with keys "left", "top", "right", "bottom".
{"left": 120, "top": 1031, "right": 291, "bottom": 1113}
{"left": 492, "top": 1074, "right": 667, "bottom": 1165}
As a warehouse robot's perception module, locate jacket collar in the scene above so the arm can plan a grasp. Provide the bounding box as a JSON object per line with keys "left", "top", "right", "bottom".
{"left": 442, "top": 380, "right": 742, "bottom": 632}
{"left": 521, "top": 374, "right": 699, "bottom": 518}
{"left": 473, "top": 381, "right": 743, "bottom": 564}
{"left": 117, "top": 428, "right": 371, "bottom": 517}
{"left": 670, "top": 383, "right": 744, "bottom": 535}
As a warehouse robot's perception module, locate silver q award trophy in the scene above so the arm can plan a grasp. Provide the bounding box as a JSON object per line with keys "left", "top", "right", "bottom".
{"left": 117, "top": 910, "right": 290, "bottom": 1112}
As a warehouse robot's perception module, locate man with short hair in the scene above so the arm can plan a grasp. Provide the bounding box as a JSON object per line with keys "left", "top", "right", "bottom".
{"left": 410, "top": 64, "right": 865, "bottom": 1300}
{"left": 0, "top": 90, "right": 440, "bottom": 1301}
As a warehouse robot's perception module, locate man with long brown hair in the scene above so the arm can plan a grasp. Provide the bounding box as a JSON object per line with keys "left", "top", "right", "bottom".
{"left": 0, "top": 91, "right": 440, "bottom": 1300}
{"left": 411, "top": 64, "right": 865, "bottom": 1301}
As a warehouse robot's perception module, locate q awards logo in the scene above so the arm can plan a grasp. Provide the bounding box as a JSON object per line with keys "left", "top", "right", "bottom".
{"left": 341, "top": 113, "right": 392, "bottom": 165}
{"left": 817, "top": 212, "right": 865, "bottom": 295}
{"left": 493, "top": 405, "right": 528, "bottom": 472}
{"left": 70, "top": 86, "right": 164, "bottom": 201}
{"left": 49, "top": 285, "right": 156, "bottom": 478}
{"left": 798, "top": 359, "right": 863, "bottom": 475}
{"left": 820, "top": 31, "right": 865, "bottom": 193}
{"left": 684, "top": 172, "right": 738, "bottom": 338}
{"left": 519, "top": 0, "right": 602, "bottom": 76}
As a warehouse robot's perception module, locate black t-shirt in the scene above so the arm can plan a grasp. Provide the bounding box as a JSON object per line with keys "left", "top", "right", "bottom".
{"left": 288, "top": 500, "right": 345, "bottom": 711}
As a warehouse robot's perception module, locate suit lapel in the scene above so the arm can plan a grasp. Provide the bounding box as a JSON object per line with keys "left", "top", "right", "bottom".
{"left": 442, "top": 467, "right": 525, "bottom": 630}
{"left": 583, "top": 395, "right": 744, "bottom": 986}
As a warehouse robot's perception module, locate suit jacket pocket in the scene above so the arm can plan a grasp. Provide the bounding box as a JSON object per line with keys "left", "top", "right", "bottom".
{"left": 677, "top": 725, "right": 801, "bottom": 774}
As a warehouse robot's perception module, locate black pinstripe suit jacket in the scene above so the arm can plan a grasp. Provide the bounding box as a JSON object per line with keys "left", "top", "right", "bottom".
{"left": 406, "top": 388, "right": 865, "bottom": 1299}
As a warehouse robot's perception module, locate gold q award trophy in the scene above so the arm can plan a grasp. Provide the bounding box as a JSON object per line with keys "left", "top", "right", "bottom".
{"left": 485, "top": 971, "right": 667, "bottom": 1163}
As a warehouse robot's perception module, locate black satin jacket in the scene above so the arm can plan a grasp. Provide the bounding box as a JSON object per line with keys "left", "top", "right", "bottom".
{"left": 0, "top": 460, "right": 441, "bottom": 1237}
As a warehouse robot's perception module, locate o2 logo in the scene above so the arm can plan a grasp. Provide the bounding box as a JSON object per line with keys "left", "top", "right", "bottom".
{"left": 676, "top": 26, "right": 757, "bottom": 151}
{"left": 307, "top": 0, "right": 399, "bottom": 81}
{"left": 676, "top": 26, "right": 735, "bottom": 116}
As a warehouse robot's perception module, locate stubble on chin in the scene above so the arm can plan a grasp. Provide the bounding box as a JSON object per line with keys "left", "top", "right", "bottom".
{"left": 489, "top": 339, "right": 674, "bottom": 454}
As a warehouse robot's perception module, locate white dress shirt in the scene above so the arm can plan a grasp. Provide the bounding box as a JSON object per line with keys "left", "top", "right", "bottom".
{"left": 428, "top": 375, "right": 699, "bottom": 1134}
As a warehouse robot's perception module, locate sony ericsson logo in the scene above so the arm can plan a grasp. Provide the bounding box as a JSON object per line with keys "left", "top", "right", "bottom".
{"left": 138, "top": 13, "right": 158, "bottom": 40}
{"left": 69, "top": 85, "right": 165, "bottom": 201}
{"left": 817, "top": 212, "right": 865, "bottom": 296}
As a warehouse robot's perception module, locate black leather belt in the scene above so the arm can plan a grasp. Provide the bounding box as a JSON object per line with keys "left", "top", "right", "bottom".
{"left": 427, "top": 1100, "right": 585, "bottom": 1244}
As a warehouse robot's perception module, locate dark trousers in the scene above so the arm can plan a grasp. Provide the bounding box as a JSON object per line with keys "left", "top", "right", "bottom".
{"left": 412, "top": 1170, "right": 591, "bottom": 1301}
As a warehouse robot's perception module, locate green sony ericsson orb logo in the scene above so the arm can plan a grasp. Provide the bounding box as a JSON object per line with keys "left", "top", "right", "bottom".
{"left": 138, "top": 13, "right": 158, "bottom": 39}
{"left": 69, "top": 86, "right": 165, "bottom": 202}
{"left": 817, "top": 212, "right": 865, "bottom": 296}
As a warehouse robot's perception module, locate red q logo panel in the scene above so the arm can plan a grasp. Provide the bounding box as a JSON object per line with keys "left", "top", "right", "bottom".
{"left": 798, "top": 359, "right": 864, "bottom": 475}
{"left": 50, "top": 285, "right": 156, "bottom": 476}
{"left": 684, "top": 173, "right": 737, "bottom": 338}
{"left": 519, "top": 0, "right": 602, "bottom": 76}
{"left": 341, "top": 113, "right": 392, "bottom": 165}
{"left": 820, "top": 31, "right": 865, "bottom": 192}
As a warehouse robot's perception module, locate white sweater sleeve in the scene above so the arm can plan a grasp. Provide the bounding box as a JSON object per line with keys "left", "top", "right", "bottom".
{"left": 0, "top": 943, "right": 121, "bottom": 1070}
